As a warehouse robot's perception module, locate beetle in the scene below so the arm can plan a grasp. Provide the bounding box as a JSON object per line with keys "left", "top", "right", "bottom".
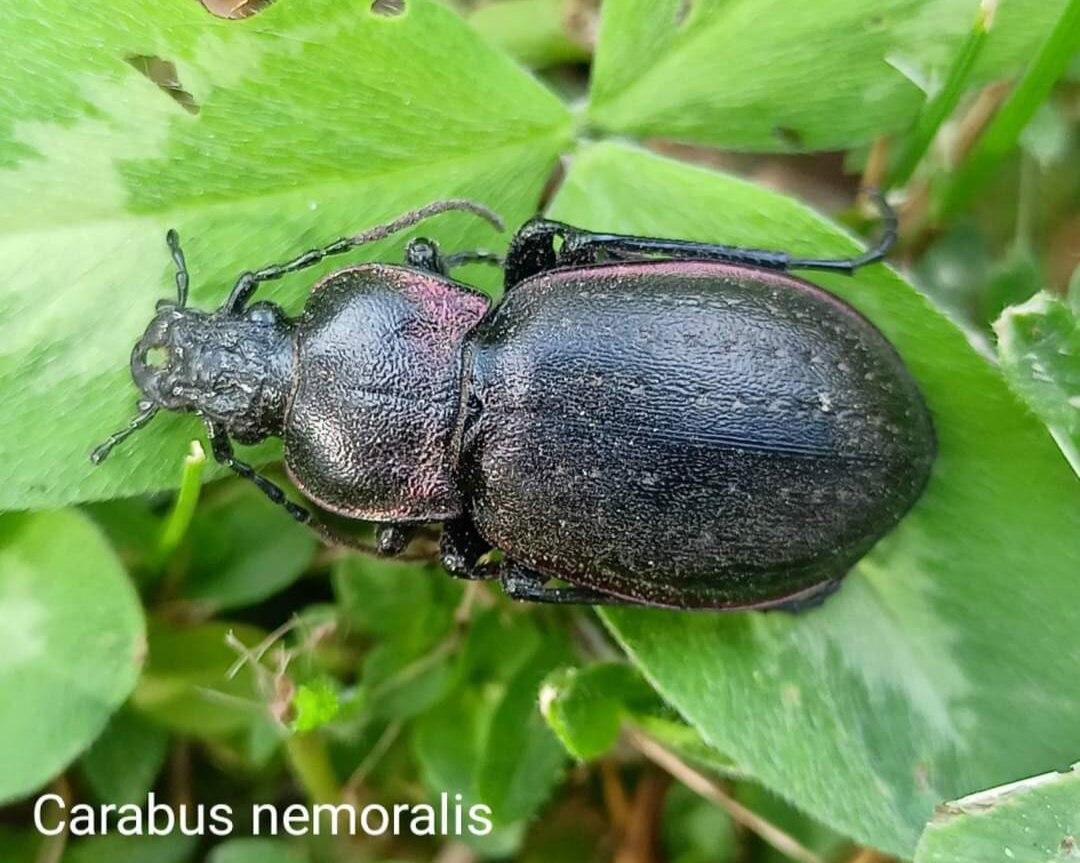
{"left": 92, "top": 195, "right": 935, "bottom": 611}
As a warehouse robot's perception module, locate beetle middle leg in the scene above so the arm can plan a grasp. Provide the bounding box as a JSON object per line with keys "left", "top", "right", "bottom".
{"left": 440, "top": 516, "right": 499, "bottom": 580}
{"left": 406, "top": 238, "right": 503, "bottom": 277}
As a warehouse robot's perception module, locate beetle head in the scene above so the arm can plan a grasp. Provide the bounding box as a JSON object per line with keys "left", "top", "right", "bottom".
{"left": 129, "top": 299, "right": 294, "bottom": 443}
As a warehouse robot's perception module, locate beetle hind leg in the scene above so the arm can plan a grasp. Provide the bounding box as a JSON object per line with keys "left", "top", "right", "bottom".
{"left": 500, "top": 563, "right": 642, "bottom": 606}
{"left": 503, "top": 190, "right": 897, "bottom": 285}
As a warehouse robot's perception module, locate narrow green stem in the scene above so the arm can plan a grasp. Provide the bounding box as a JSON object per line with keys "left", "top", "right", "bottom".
{"left": 155, "top": 439, "right": 206, "bottom": 567}
{"left": 1014, "top": 152, "right": 1039, "bottom": 253}
{"left": 285, "top": 731, "right": 341, "bottom": 806}
{"left": 888, "top": 0, "right": 995, "bottom": 189}
{"left": 938, "top": 0, "right": 1080, "bottom": 218}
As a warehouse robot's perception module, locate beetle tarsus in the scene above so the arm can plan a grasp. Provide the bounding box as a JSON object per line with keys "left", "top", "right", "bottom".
{"left": 89, "top": 400, "right": 159, "bottom": 464}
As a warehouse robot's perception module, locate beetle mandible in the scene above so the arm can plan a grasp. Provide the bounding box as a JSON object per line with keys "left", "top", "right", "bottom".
{"left": 92, "top": 195, "right": 935, "bottom": 611}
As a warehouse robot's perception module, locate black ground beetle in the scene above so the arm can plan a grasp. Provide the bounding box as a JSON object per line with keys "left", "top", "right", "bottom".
{"left": 93, "top": 196, "right": 935, "bottom": 611}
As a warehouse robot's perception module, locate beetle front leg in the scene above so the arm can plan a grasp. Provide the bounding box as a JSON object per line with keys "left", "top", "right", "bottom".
{"left": 204, "top": 421, "right": 312, "bottom": 523}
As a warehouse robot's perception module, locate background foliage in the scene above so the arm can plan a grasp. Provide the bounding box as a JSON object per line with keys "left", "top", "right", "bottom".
{"left": 0, "top": 0, "right": 1077, "bottom": 862}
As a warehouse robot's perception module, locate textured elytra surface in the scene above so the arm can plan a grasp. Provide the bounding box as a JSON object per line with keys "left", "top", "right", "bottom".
{"left": 460, "top": 261, "right": 933, "bottom": 608}
{"left": 552, "top": 143, "right": 1080, "bottom": 855}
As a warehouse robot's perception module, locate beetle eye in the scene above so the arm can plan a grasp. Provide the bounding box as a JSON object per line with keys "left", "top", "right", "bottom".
{"left": 156, "top": 298, "right": 176, "bottom": 311}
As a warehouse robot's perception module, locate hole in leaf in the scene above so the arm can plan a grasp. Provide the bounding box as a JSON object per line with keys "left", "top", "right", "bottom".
{"left": 371, "top": 0, "right": 405, "bottom": 15}
{"left": 774, "top": 126, "right": 805, "bottom": 149}
{"left": 196, "top": 0, "right": 277, "bottom": 19}
{"left": 125, "top": 55, "right": 200, "bottom": 115}
{"left": 675, "top": 0, "right": 693, "bottom": 26}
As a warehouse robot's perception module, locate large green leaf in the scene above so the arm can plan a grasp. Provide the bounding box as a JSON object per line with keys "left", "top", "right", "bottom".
{"left": 0, "top": 0, "right": 570, "bottom": 511}
{"left": 588, "top": 0, "right": 1069, "bottom": 151}
{"left": 0, "top": 510, "right": 144, "bottom": 803}
{"left": 914, "top": 765, "right": 1080, "bottom": 862}
{"left": 548, "top": 142, "right": 1080, "bottom": 856}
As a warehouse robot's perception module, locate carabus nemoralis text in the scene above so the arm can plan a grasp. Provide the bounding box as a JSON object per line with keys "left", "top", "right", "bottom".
{"left": 93, "top": 195, "right": 935, "bottom": 610}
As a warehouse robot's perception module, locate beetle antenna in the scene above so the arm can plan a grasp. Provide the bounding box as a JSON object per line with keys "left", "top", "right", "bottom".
{"left": 166, "top": 229, "right": 190, "bottom": 307}
{"left": 347, "top": 199, "right": 505, "bottom": 244}
{"left": 224, "top": 200, "right": 506, "bottom": 313}
{"left": 90, "top": 400, "right": 159, "bottom": 464}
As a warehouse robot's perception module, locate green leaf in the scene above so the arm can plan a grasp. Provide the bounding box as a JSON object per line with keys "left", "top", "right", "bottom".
{"left": 290, "top": 677, "right": 341, "bottom": 733}
{"left": 413, "top": 609, "right": 570, "bottom": 832}
{"left": 994, "top": 291, "right": 1080, "bottom": 473}
{"left": 470, "top": 0, "right": 590, "bottom": 68}
{"left": 549, "top": 142, "right": 1080, "bottom": 857}
{"left": 662, "top": 783, "right": 738, "bottom": 863}
{"left": 208, "top": 838, "right": 307, "bottom": 863}
{"left": 182, "top": 481, "right": 317, "bottom": 611}
{"left": 914, "top": 765, "right": 1080, "bottom": 863}
{"left": 0, "top": 510, "right": 144, "bottom": 803}
{"left": 0, "top": 826, "right": 42, "bottom": 863}
{"left": 132, "top": 620, "right": 266, "bottom": 737}
{"left": 539, "top": 662, "right": 656, "bottom": 760}
{"left": 412, "top": 690, "right": 527, "bottom": 856}
{"left": 362, "top": 638, "right": 459, "bottom": 721}
{"left": 80, "top": 706, "right": 169, "bottom": 805}
{"left": 334, "top": 555, "right": 460, "bottom": 645}
{"left": 476, "top": 641, "right": 570, "bottom": 824}
{"left": 587, "top": 0, "right": 1068, "bottom": 151}
{"left": 63, "top": 834, "right": 198, "bottom": 863}
{"left": 0, "top": 0, "right": 570, "bottom": 512}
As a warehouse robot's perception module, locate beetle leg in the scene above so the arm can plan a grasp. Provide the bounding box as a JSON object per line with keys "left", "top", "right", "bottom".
{"left": 755, "top": 579, "right": 843, "bottom": 614}
{"left": 506, "top": 191, "right": 897, "bottom": 282}
{"left": 440, "top": 516, "right": 498, "bottom": 580}
{"left": 503, "top": 217, "right": 563, "bottom": 288}
{"left": 442, "top": 250, "right": 504, "bottom": 271}
{"left": 500, "top": 564, "right": 641, "bottom": 606}
{"left": 375, "top": 522, "right": 419, "bottom": 555}
{"left": 203, "top": 421, "right": 312, "bottom": 523}
{"left": 405, "top": 237, "right": 448, "bottom": 275}
{"left": 223, "top": 199, "right": 505, "bottom": 312}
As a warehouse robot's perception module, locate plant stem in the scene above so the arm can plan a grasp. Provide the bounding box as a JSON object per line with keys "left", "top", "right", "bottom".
{"left": 937, "top": 0, "right": 1080, "bottom": 218}
{"left": 286, "top": 731, "right": 341, "bottom": 805}
{"left": 888, "top": 0, "right": 995, "bottom": 189}
{"left": 35, "top": 775, "right": 72, "bottom": 863}
{"left": 627, "top": 728, "right": 825, "bottom": 863}
{"left": 155, "top": 439, "right": 206, "bottom": 566}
